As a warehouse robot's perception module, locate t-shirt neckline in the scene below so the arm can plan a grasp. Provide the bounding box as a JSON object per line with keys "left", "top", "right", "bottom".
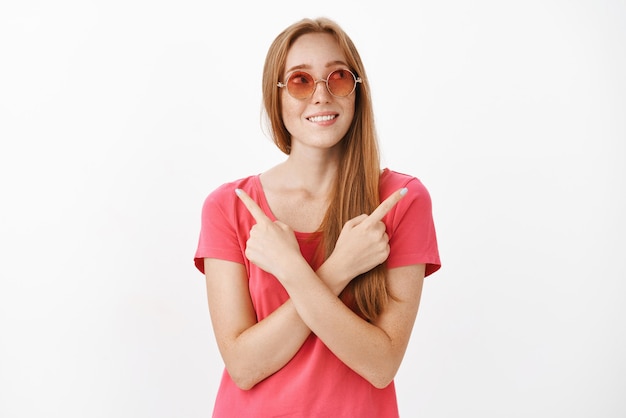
{"left": 251, "top": 174, "right": 321, "bottom": 239}
{"left": 250, "top": 168, "right": 391, "bottom": 238}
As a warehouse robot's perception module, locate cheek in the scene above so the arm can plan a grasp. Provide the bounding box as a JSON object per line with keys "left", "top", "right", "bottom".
{"left": 281, "top": 107, "right": 295, "bottom": 132}
{"left": 342, "top": 99, "right": 356, "bottom": 127}
{"left": 347, "top": 101, "right": 356, "bottom": 121}
{"left": 281, "top": 98, "right": 305, "bottom": 132}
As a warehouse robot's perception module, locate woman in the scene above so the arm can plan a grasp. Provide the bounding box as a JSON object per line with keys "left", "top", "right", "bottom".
{"left": 194, "top": 17, "right": 441, "bottom": 417}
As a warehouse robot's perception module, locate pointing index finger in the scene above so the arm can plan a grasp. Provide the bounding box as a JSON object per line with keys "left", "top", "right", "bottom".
{"left": 235, "top": 188, "right": 271, "bottom": 224}
{"left": 368, "top": 187, "right": 408, "bottom": 223}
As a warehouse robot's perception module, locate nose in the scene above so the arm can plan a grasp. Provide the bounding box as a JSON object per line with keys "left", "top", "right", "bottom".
{"left": 310, "top": 79, "right": 332, "bottom": 102}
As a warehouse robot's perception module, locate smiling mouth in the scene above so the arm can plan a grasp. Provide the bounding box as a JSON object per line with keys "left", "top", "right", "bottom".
{"left": 307, "top": 114, "right": 337, "bottom": 123}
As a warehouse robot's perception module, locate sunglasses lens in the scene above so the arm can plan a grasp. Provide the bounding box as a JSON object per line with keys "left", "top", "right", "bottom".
{"left": 287, "top": 71, "right": 315, "bottom": 99}
{"left": 327, "top": 69, "right": 356, "bottom": 97}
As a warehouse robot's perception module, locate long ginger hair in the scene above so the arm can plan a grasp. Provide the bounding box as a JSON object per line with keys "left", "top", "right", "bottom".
{"left": 262, "top": 17, "right": 387, "bottom": 321}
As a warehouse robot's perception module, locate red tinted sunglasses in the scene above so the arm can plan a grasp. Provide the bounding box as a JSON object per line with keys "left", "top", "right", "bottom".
{"left": 277, "top": 69, "right": 362, "bottom": 99}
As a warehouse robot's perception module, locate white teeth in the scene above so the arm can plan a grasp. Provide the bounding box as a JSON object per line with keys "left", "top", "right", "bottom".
{"left": 308, "top": 115, "right": 336, "bottom": 122}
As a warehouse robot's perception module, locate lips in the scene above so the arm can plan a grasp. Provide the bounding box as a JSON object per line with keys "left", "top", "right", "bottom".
{"left": 307, "top": 114, "right": 337, "bottom": 123}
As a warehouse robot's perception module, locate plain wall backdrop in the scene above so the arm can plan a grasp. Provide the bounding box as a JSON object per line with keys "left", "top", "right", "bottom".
{"left": 1, "top": 0, "right": 625, "bottom": 417}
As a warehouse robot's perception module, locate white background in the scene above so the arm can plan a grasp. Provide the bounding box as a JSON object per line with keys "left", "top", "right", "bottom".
{"left": 1, "top": 0, "right": 625, "bottom": 417}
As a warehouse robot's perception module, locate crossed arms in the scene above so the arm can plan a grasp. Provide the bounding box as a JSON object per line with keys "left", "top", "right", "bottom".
{"left": 203, "top": 188, "right": 425, "bottom": 390}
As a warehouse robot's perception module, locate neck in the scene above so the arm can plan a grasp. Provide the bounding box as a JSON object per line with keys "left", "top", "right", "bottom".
{"left": 264, "top": 144, "right": 341, "bottom": 199}
{"left": 285, "top": 152, "right": 339, "bottom": 197}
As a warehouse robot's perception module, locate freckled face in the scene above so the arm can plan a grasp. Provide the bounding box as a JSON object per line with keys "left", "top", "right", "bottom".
{"left": 280, "top": 33, "right": 356, "bottom": 153}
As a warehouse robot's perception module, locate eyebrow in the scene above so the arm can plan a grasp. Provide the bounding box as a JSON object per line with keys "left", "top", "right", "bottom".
{"left": 284, "top": 60, "right": 349, "bottom": 75}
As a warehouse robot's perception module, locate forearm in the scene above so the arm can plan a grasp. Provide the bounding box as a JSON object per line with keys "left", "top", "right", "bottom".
{"left": 221, "top": 299, "right": 310, "bottom": 389}
{"left": 219, "top": 263, "right": 349, "bottom": 389}
{"left": 280, "top": 258, "right": 403, "bottom": 388}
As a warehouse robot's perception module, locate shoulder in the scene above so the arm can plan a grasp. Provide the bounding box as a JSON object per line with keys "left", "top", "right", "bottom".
{"left": 380, "top": 168, "right": 431, "bottom": 202}
{"left": 379, "top": 168, "right": 434, "bottom": 234}
{"left": 201, "top": 174, "right": 261, "bottom": 218}
{"left": 204, "top": 175, "right": 259, "bottom": 203}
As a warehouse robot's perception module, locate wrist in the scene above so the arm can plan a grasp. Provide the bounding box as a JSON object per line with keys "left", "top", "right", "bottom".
{"left": 317, "top": 255, "right": 351, "bottom": 296}
{"left": 276, "top": 254, "right": 310, "bottom": 286}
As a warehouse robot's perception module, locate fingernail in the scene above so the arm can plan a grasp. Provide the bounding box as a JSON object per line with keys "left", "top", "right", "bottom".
{"left": 400, "top": 187, "right": 408, "bottom": 196}
{"left": 234, "top": 188, "right": 242, "bottom": 196}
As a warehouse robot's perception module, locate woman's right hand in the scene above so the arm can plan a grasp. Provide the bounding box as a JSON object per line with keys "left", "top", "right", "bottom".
{"left": 324, "top": 188, "right": 407, "bottom": 290}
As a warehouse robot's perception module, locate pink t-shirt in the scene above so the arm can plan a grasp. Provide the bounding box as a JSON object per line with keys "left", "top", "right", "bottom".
{"left": 194, "top": 168, "right": 441, "bottom": 418}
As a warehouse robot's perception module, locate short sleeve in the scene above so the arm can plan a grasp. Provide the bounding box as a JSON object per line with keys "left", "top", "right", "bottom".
{"left": 384, "top": 176, "right": 441, "bottom": 276}
{"left": 194, "top": 184, "right": 246, "bottom": 274}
